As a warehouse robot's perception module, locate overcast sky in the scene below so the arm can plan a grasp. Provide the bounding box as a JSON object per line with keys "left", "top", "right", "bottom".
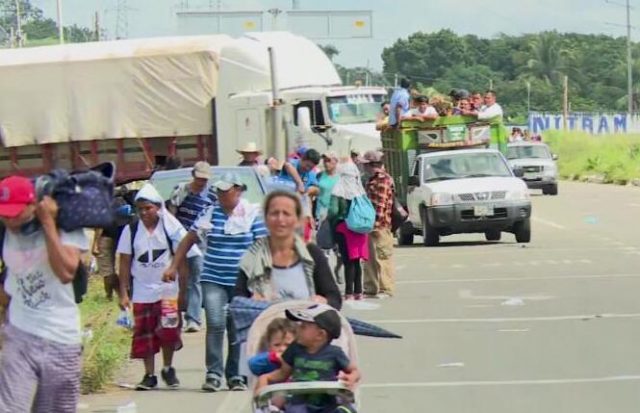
{"left": 31, "top": 0, "right": 639, "bottom": 70}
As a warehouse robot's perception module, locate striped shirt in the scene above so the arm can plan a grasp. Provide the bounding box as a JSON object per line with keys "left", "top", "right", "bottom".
{"left": 193, "top": 205, "right": 268, "bottom": 286}
{"left": 173, "top": 184, "right": 217, "bottom": 230}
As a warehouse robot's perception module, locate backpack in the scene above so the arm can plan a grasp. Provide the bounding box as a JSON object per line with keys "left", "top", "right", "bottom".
{"left": 345, "top": 195, "right": 376, "bottom": 234}
{"left": 0, "top": 225, "right": 88, "bottom": 304}
{"left": 128, "top": 218, "right": 175, "bottom": 258}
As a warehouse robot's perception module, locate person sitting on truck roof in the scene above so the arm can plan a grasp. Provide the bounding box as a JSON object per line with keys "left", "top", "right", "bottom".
{"left": 402, "top": 95, "right": 438, "bottom": 121}
{"left": 453, "top": 98, "right": 471, "bottom": 115}
{"left": 237, "top": 142, "right": 262, "bottom": 167}
{"left": 375, "top": 101, "right": 390, "bottom": 131}
{"left": 388, "top": 78, "right": 411, "bottom": 128}
{"left": 470, "top": 91, "right": 483, "bottom": 111}
{"left": 477, "top": 90, "right": 504, "bottom": 120}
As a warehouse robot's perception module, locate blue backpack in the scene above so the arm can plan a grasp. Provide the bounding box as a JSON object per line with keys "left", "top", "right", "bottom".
{"left": 346, "top": 195, "right": 376, "bottom": 234}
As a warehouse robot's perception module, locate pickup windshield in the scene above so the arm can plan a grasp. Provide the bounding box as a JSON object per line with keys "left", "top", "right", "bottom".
{"left": 422, "top": 152, "right": 512, "bottom": 182}
{"left": 327, "top": 94, "right": 385, "bottom": 124}
{"left": 507, "top": 145, "right": 551, "bottom": 160}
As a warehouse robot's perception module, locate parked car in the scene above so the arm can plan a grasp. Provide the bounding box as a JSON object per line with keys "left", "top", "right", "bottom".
{"left": 399, "top": 148, "right": 532, "bottom": 246}
{"left": 149, "top": 166, "right": 269, "bottom": 203}
{"left": 507, "top": 142, "right": 558, "bottom": 195}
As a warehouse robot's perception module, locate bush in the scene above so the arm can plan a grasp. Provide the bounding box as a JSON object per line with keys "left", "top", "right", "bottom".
{"left": 544, "top": 131, "right": 640, "bottom": 183}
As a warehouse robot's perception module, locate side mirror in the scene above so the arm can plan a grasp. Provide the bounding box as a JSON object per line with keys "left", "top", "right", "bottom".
{"left": 513, "top": 166, "right": 524, "bottom": 178}
{"left": 297, "top": 107, "right": 312, "bottom": 132}
{"left": 407, "top": 175, "right": 420, "bottom": 187}
{"left": 552, "top": 153, "right": 558, "bottom": 161}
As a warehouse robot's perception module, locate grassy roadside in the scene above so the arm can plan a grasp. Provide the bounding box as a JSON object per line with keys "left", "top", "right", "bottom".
{"left": 79, "top": 276, "right": 131, "bottom": 394}
{"left": 544, "top": 131, "right": 640, "bottom": 185}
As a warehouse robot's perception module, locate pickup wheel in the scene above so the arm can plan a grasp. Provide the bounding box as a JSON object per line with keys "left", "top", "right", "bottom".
{"left": 398, "top": 223, "right": 414, "bottom": 246}
{"left": 546, "top": 184, "right": 558, "bottom": 196}
{"left": 420, "top": 207, "right": 439, "bottom": 247}
{"left": 485, "top": 230, "right": 502, "bottom": 242}
{"left": 514, "top": 218, "right": 531, "bottom": 243}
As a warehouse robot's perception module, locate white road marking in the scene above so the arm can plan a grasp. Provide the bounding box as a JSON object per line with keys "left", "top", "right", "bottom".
{"left": 361, "top": 375, "right": 640, "bottom": 389}
{"left": 397, "top": 273, "right": 640, "bottom": 284}
{"left": 532, "top": 216, "right": 566, "bottom": 230}
{"left": 627, "top": 203, "right": 640, "bottom": 207}
{"left": 498, "top": 329, "right": 530, "bottom": 332}
{"left": 464, "top": 304, "right": 495, "bottom": 308}
{"left": 451, "top": 264, "right": 467, "bottom": 269}
{"left": 366, "top": 313, "right": 640, "bottom": 324}
{"left": 459, "top": 289, "right": 554, "bottom": 301}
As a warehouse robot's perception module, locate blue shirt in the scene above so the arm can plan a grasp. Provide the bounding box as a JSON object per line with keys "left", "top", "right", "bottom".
{"left": 174, "top": 185, "right": 217, "bottom": 230}
{"left": 389, "top": 87, "right": 410, "bottom": 126}
{"left": 280, "top": 159, "right": 318, "bottom": 190}
{"left": 193, "top": 205, "right": 268, "bottom": 286}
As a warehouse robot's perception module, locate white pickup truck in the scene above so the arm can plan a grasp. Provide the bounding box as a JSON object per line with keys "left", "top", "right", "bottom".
{"left": 398, "top": 148, "right": 532, "bottom": 246}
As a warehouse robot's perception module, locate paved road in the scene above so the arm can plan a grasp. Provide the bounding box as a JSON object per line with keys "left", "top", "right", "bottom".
{"left": 81, "top": 181, "right": 640, "bottom": 413}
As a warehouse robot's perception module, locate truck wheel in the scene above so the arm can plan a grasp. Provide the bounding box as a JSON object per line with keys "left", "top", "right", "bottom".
{"left": 485, "top": 230, "right": 502, "bottom": 242}
{"left": 547, "top": 184, "right": 558, "bottom": 196}
{"left": 421, "top": 208, "right": 439, "bottom": 247}
{"left": 514, "top": 219, "right": 531, "bottom": 243}
{"left": 398, "top": 223, "right": 414, "bottom": 246}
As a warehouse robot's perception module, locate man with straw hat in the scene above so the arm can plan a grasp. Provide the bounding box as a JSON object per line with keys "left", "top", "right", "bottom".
{"left": 237, "top": 142, "right": 262, "bottom": 167}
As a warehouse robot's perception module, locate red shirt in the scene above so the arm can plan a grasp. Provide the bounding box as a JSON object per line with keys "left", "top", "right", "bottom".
{"left": 365, "top": 170, "right": 394, "bottom": 230}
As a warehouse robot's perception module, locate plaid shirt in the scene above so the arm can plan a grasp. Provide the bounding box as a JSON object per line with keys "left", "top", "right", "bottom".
{"left": 365, "top": 170, "right": 394, "bottom": 230}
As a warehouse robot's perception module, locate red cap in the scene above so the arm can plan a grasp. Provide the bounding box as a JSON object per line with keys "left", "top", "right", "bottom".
{"left": 0, "top": 176, "right": 36, "bottom": 218}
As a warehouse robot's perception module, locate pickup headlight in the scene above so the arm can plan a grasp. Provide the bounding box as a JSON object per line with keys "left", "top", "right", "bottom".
{"left": 506, "top": 189, "right": 530, "bottom": 200}
{"left": 543, "top": 165, "right": 557, "bottom": 176}
{"left": 428, "top": 192, "right": 454, "bottom": 206}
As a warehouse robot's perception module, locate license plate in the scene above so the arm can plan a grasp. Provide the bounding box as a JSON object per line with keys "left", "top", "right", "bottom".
{"left": 474, "top": 205, "right": 494, "bottom": 217}
{"left": 524, "top": 172, "right": 538, "bottom": 180}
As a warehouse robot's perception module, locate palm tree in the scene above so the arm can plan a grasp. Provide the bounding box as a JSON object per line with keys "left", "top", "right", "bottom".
{"left": 524, "top": 32, "right": 573, "bottom": 85}
{"left": 318, "top": 44, "right": 340, "bottom": 61}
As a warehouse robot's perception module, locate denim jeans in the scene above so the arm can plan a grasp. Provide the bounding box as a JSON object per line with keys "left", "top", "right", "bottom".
{"left": 185, "top": 255, "right": 203, "bottom": 325}
{"left": 202, "top": 282, "right": 241, "bottom": 381}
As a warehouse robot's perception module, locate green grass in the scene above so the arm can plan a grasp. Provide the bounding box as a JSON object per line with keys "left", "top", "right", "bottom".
{"left": 543, "top": 131, "right": 640, "bottom": 185}
{"left": 79, "top": 277, "right": 131, "bottom": 394}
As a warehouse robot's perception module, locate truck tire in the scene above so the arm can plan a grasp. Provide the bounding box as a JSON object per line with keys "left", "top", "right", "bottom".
{"left": 421, "top": 207, "right": 439, "bottom": 247}
{"left": 485, "top": 230, "right": 502, "bottom": 242}
{"left": 398, "top": 223, "right": 414, "bottom": 246}
{"left": 547, "top": 184, "right": 558, "bottom": 196}
{"left": 514, "top": 218, "right": 531, "bottom": 243}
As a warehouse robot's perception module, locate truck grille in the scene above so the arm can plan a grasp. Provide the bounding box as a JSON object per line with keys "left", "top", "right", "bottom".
{"left": 523, "top": 166, "right": 542, "bottom": 173}
{"left": 461, "top": 207, "right": 508, "bottom": 220}
{"left": 457, "top": 191, "right": 507, "bottom": 202}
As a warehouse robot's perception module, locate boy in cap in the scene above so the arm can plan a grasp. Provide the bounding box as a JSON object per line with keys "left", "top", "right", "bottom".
{"left": 0, "top": 176, "right": 89, "bottom": 413}
{"left": 256, "top": 304, "right": 360, "bottom": 413}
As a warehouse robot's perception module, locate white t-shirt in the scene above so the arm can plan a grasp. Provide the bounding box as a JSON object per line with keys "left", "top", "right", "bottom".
{"left": 116, "top": 218, "right": 184, "bottom": 303}
{"left": 478, "top": 103, "right": 503, "bottom": 120}
{"left": 4, "top": 227, "right": 89, "bottom": 345}
{"left": 407, "top": 106, "right": 438, "bottom": 118}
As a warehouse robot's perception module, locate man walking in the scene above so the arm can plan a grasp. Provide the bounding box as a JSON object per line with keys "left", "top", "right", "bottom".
{"left": 0, "top": 176, "right": 89, "bottom": 412}
{"left": 360, "top": 151, "right": 396, "bottom": 299}
{"left": 168, "top": 161, "right": 217, "bottom": 332}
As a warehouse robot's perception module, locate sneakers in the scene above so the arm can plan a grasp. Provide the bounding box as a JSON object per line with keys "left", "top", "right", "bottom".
{"left": 184, "top": 320, "right": 201, "bottom": 333}
{"left": 344, "top": 294, "right": 354, "bottom": 301}
{"left": 228, "top": 377, "right": 248, "bottom": 391}
{"left": 135, "top": 374, "right": 158, "bottom": 391}
{"left": 376, "top": 292, "right": 391, "bottom": 299}
{"left": 161, "top": 367, "right": 180, "bottom": 389}
{"left": 202, "top": 377, "right": 223, "bottom": 392}
{"left": 354, "top": 293, "right": 363, "bottom": 301}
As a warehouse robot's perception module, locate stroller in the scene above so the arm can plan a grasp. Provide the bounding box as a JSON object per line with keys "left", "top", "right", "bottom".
{"left": 244, "top": 300, "right": 359, "bottom": 413}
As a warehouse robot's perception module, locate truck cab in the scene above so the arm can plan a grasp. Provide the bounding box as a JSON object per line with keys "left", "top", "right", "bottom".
{"left": 382, "top": 117, "right": 532, "bottom": 246}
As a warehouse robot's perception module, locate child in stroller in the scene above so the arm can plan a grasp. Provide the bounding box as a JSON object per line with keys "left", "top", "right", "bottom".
{"left": 253, "top": 303, "right": 360, "bottom": 413}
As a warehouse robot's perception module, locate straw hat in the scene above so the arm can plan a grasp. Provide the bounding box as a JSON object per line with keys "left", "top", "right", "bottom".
{"left": 237, "top": 142, "right": 262, "bottom": 154}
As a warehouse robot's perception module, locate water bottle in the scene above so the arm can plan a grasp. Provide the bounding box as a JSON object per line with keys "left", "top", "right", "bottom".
{"left": 160, "top": 282, "right": 179, "bottom": 329}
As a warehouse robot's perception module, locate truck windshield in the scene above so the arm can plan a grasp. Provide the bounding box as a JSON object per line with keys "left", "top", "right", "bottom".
{"left": 506, "top": 145, "right": 550, "bottom": 160}
{"left": 423, "top": 152, "right": 512, "bottom": 182}
{"left": 326, "top": 94, "right": 385, "bottom": 124}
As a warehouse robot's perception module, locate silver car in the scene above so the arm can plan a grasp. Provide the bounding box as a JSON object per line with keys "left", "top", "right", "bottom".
{"left": 507, "top": 142, "right": 559, "bottom": 195}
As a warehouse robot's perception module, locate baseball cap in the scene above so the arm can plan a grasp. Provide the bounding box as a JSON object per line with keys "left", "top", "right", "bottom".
{"left": 192, "top": 161, "right": 212, "bottom": 180}
{"left": 360, "top": 150, "right": 384, "bottom": 164}
{"left": 0, "top": 176, "right": 36, "bottom": 218}
{"left": 286, "top": 304, "right": 342, "bottom": 340}
{"left": 212, "top": 172, "right": 247, "bottom": 192}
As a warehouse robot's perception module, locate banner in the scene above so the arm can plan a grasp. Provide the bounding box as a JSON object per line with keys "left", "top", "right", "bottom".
{"left": 528, "top": 112, "right": 640, "bottom": 134}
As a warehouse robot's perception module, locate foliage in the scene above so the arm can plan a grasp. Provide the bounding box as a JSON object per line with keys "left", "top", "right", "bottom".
{"left": 544, "top": 131, "right": 640, "bottom": 184}
{"left": 380, "top": 29, "right": 640, "bottom": 117}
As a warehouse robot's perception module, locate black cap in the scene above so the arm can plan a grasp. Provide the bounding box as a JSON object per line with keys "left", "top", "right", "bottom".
{"left": 286, "top": 304, "right": 342, "bottom": 340}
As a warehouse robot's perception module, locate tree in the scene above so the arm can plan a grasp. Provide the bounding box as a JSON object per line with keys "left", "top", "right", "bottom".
{"left": 318, "top": 44, "right": 340, "bottom": 61}
{"left": 522, "top": 32, "right": 573, "bottom": 85}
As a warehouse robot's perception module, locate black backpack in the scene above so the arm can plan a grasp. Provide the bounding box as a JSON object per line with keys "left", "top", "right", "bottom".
{"left": 0, "top": 225, "right": 88, "bottom": 304}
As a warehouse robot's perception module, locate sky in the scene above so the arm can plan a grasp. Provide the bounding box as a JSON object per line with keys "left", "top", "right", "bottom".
{"left": 30, "top": 0, "right": 640, "bottom": 70}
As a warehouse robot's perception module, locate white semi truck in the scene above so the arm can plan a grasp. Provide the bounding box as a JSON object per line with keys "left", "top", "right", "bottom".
{"left": 0, "top": 31, "right": 386, "bottom": 183}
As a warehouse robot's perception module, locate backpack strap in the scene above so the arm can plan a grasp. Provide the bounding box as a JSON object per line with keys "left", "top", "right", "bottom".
{"left": 129, "top": 218, "right": 174, "bottom": 258}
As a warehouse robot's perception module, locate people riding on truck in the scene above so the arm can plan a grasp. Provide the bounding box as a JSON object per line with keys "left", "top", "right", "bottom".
{"left": 237, "top": 143, "right": 263, "bottom": 167}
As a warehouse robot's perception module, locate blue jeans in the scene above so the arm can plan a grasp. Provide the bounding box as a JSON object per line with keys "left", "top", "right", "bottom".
{"left": 185, "top": 255, "right": 203, "bottom": 325}
{"left": 202, "top": 282, "right": 241, "bottom": 381}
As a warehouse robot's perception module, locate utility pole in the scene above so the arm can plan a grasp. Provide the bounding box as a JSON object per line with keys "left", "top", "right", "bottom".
{"left": 94, "top": 11, "right": 100, "bottom": 41}
{"left": 56, "top": 0, "right": 64, "bottom": 44}
{"left": 489, "top": 79, "right": 493, "bottom": 90}
{"left": 627, "top": 0, "right": 634, "bottom": 114}
{"left": 526, "top": 81, "right": 531, "bottom": 114}
{"left": 14, "top": 0, "right": 23, "bottom": 47}
{"left": 563, "top": 75, "right": 569, "bottom": 130}
{"left": 394, "top": 73, "right": 398, "bottom": 88}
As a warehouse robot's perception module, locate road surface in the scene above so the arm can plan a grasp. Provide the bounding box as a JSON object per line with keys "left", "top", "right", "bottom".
{"left": 80, "top": 181, "right": 640, "bottom": 413}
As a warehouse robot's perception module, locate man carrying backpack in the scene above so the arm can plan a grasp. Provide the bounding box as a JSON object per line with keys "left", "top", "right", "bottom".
{"left": 0, "top": 176, "right": 89, "bottom": 413}
{"left": 360, "top": 151, "right": 396, "bottom": 299}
